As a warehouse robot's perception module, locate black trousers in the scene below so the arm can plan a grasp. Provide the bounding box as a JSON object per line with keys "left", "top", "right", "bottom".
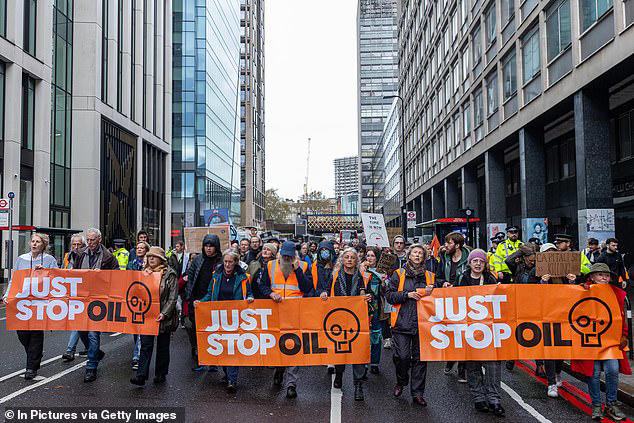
{"left": 392, "top": 332, "right": 427, "bottom": 396}
{"left": 445, "top": 361, "right": 466, "bottom": 375}
{"left": 186, "top": 302, "right": 198, "bottom": 361}
{"left": 545, "top": 360, "right": 563, "bottom": 386}
{"left": 137, "top": 332, "right": 171, "bottom": 380}
{"left": 17, "top": 330, "right": 44, "bottom": 371}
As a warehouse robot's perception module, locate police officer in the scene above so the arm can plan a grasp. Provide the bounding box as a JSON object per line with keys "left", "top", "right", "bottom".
{"left": 259, "top": 241, "right": 314, "bottom": 399}
{"left": 553, "top": 233, "right": 591, "bottom": 275}
{"left": 487, "top": 233, "right": 504, "bottom": 274}
{"left": 113, "top": 239, "right": 129, "bottom": 270}
{"left": 494, "top": 227, "right": 522, "bottom": 283}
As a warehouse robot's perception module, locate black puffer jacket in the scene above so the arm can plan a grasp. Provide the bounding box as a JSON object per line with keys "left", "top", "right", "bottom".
{"left": 185, "top": 234, "right": 221, "bottom": 301}
{"left": 315, "top": 241, "right": 336, "bottom": 293}
{"left": 385, "top": 266, "right": 432, "bottom": 335}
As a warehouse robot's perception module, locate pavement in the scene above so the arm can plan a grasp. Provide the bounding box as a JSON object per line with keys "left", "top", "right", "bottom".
{"left": 0, "top": 304, "right": 633, "bottom": 422}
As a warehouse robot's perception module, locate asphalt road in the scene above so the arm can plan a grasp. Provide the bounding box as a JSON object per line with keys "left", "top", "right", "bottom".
{"left": 0, "top": 305, "right": 633, "bottom": 423}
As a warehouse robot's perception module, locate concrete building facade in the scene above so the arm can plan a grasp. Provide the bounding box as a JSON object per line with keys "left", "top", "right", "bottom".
{"left": 0, "top": 0, "right": 172, "bottom": 265}
{"left": 240, "top": 0, "right": 266, "bottom": 229}
{"left": 357, "top": 0, "right": 399, "bottom": 214}
{"left": 334, "top": 156, "right": 359, "bottom": 199}
{"left": 397, "top": 0, "right": 634, "bottom": 252}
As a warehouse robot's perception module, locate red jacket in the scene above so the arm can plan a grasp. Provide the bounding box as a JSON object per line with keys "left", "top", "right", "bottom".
{"left": 571, "top": 285, "right": 632, "bottom": 377}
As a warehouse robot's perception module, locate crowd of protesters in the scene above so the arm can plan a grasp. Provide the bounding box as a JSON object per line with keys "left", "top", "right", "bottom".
{"left": 2, "top": 226, "right": 632, "bottom": 421}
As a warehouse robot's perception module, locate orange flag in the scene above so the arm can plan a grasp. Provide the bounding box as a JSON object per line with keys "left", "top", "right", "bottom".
{"left": 430, "top": 234, "right": 441, "bottom": 257}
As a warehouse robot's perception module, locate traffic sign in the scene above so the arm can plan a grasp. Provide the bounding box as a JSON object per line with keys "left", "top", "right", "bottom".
{"left": 0, "top": 198, "right": 9, "bottom": 210}
{"left": 407, "top": 211, "right": 417, "bottom": 229}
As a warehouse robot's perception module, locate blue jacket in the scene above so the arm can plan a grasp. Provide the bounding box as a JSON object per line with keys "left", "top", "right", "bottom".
{"left": 200, "top": 264, "right": 252, "bottom": 302}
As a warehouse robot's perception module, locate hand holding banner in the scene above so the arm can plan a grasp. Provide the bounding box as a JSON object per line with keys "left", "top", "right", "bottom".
{"left": 195, "top": 297, "right": 370, "bottom": 366}
{"left": 6, "top": 269, "right": 161, "bottom": 335}
{"left": 417, "top": 284, "right": 624, "bottom": 361}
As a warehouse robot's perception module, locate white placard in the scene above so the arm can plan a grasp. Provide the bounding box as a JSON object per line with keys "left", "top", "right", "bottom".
{"left": 0, "top": 210, "right": 8, "bottom": 227}
{"left": 361, "top": 213, "right": 390, "bottom": 248}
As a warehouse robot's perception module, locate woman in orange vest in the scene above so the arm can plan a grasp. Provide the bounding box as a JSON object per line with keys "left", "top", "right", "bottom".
{"left": 385, "top": 243, "right": 435, "bottom": 407}
{"left": 319, "top": 247, "right": 372, "bottom": 401}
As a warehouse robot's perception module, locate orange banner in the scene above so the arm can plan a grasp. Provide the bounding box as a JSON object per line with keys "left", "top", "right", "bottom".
{"left": 417, "top": 284, "right": 624, "bottom": 361}
{"left": 6, "top": 269, "right": 161, "bottom": 335}
{"left": 195, "top": 297, "right": 370, "bottom": 366}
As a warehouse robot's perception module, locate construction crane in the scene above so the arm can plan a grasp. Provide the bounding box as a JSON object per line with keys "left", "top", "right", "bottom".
{"left": 303, "top": 137, "right": 311, "bottom": 200}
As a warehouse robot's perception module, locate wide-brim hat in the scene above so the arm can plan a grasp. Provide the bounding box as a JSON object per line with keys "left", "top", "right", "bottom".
{"left": 540, "top": 243, "right": 557, "bottom": 252}
{"left": 585, "top": 263, "right": 616, "bottom": 277}
{"left": 146, "top": 246, "right": 167, "bottom": 262}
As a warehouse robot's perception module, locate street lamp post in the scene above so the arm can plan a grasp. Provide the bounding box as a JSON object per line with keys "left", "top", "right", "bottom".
{"left": 384, "top": 94, "right": 407, "bottom": 241}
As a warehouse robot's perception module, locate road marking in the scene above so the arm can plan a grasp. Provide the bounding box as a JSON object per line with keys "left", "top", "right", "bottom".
{"left": 0, "top": 355, "right": 63, "bottom": 383}
{"left": 110, "top": 332, "right": 122, "bottom": 337}
{"left": 501, "top": 382, "right": 552, "bottom": 423}
{"left": 0, "top": 361, "right": 86, "bottom": 404}
{"left": 330, "top": 373, "right": 342, "bottom": 423}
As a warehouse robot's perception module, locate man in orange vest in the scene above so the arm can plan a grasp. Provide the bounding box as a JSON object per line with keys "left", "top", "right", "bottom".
{"left": 259, "top": 241, "right": 314, "bottom": 399}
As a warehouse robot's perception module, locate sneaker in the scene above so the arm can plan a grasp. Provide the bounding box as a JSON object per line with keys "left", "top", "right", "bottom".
{"left": 547, "top": 385, "right": 558, "bottom": 398}
{"left": 505, "top": 360, "right": 515, "bottom": 371}
{"left": 131, "top": 359, "right": 139, "bottom": 371}
{"left": 327, "top": 365, "right": 335, "bottom": 374}
{"left": 443, "top": 367, "right": 453, "bottom": 375}
{"left": 84, "top": 369, "right": 97, "bottom": 383}
{"left": 555, "top": 373, "right": 563, "bottom": 387}
{"left": 457, "top": 372, "right": 467, "bottom": 383}
{"left": 78, "top": 350, "right": 88, "bottom": 356}
{"left": 605, "top": 402, "right": 626, "bottom": 421}
{"left": 226, "top": 382, "right": 237, "bottom": 394}
{"left": 62, "top": 352, "right": 75, "bottom": 362}
{"left": 383, "top": 338, "right": 392, "bottom": 349}
{"left": 130, "top": 376, "right": 145, "bottom": 386}
{"left": 591, "top": 404, "right": 603, "bottom": 420}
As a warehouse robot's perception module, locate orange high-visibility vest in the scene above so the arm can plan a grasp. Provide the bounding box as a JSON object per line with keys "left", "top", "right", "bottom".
{"left": 390, "top": 269, "right": 435, "bottom": 327}
{"left": 268, "top": 259, "right": 308, "bottom": 298}
{"left": 312, "top": 261, "right": 319, "bottom": 289}
{"left": 329, "top": 269, "right": 371, "bottom": 297}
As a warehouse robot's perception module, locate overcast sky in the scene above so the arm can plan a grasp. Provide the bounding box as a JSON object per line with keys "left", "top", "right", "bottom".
{"left": 264, "top": 0, "right": 359, "bottom": 201}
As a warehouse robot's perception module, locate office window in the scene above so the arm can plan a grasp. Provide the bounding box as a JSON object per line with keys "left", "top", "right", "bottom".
{"left": 22, "top": 75, "right": 35, "bottom": 150}
{"left": 485, "top": 3, "right": 496, "bottom": 47}
{"left": 101, "top": 0, "right": 108, "bottom": 101}
{"left": 462, "top": 48, "right": 469, "bottom": 81}
{"left": 474, "top": 88, "right": 483, "bottom": 127}
{"left": 486, "top": 71, "right": 498, "bottom": 114}
{"left": 0, "top": 0, "right": 6, "bottom": 38}
{"left": 501, "top": 0, "right": 515, "bottom": 24}
{"left": 580, "top": 0, "right": 612, "bottom": 31}
{"left": 463, "top": 102, "right": 471, "bottom": 135}
{"left": 117, "top": 0, "right": 123, "bottom": 112}
{"left": 546, "top": 0, "right": 571, "bottom": 61}
{"left": 461, "top": 0, "right": 468, "bottom": 24}
{"left": 522, "top": 27, "right": 540, "bottom": 83}
{"left": 502, "top": 52, "right": 517, "bottom": 99}
{"left": 472, "top": 26, "right": 482, "bottom": 65}
{"left": 24, "top": 0, "right": 36, "bottom": 55}
{"left": 19, "top": 178, "right": 33, "bottom": 225}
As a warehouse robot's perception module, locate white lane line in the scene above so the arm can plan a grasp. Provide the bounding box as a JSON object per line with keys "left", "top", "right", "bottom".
{"left": 110, "top": 332, "right": 122, "bottom": 337}
{"left": 0, "top": 361, "right": 86, "bottom": 404}
{"left": 0, "top": 355, "right": 63, "bottom": 383}
{"left": 501, "top": 382, "right": 552, "bottom": 423}
{"left": 330, "top": 373, "right": 342, "bottom": 423}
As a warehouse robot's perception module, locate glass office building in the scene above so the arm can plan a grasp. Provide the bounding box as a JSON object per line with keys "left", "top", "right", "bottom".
{"left": 357, "top": 0, "right": 399, "bottom": 213}
{"left": 172, "top": 0, "right": 242, "bottom": 235}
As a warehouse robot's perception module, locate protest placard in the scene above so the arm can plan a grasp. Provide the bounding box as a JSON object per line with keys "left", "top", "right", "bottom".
{"left": 535, "top": 251, "right": 581, "bottom": 277}
{"left": 184, "top": 225, "right": 231, "bottom": 253}
{"left": 361, "top": 213, "right": 390, "bottom": 248}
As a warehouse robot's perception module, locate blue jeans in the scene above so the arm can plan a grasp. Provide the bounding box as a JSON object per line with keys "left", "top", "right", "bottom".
{"left": 79, "top": 331, "right": 102, "bottom": 370}
{"left": 65, "top": 330, "right": 88, "bottom": 354}
{"left": 588, "top": 359, "right": 619, "bottom": 405}
{"left": 224, "top": 366, "right": 239, "bottom": 384}
{"left": 133, "top": 335, "right": 141, "bottom": 361}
